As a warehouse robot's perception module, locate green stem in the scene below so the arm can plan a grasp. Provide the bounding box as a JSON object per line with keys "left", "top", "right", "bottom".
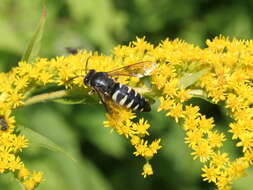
{"left": 24, "top": 90, "right": 68, "bottom": 106}
{"left": 23, "top": 88, "right": 208, "bottom": 106}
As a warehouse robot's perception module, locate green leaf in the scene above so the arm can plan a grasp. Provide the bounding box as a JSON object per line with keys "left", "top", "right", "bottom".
{"left": 18, "top": 125, "right": 76, "bottom": 162}
{"left": 178, "top": 69, "right": 209, "bottom": 89}
{"left": 189, "top": 89, "right": 208, "bottom": 98}
{"left": 21, "top": 7, "right": 46, "bottom": 63}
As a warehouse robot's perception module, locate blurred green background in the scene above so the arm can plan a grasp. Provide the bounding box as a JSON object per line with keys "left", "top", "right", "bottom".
{"left": 1, "top": 0, "right": 253, "bottom": 189}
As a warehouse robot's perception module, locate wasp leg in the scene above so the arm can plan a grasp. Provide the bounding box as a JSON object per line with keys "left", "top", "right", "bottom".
{"left": 94, "top": 89, "right": 111, "bottom": 113}
{"left": 88, "top": 90, "right": 95, "bottom": 95}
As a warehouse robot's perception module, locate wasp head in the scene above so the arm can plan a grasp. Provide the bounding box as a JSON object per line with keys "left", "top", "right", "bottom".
{"left": 84, "top": 69, "right": 96, "bottom": 86}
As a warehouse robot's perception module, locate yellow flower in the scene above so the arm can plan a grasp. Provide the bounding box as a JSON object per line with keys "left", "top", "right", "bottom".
{"left": 0, "top": 161, "right": 6, "bottom": 173}
{"left": 149, "top": 139, "right": 161, "bottom": 155}
{"left": 244, "top": 150, "right": 253, "bottom": 165}
{"left": 37, "top": 71, "right": 53, "bottom": 85}
{"left": 199, "top": 116, "right": 214, "bottom": 133}
{"left": 227, "top": 158, "right": 248, "bottom": 180}
{"left": 207, "top": 131, "right": 226, "bottom": 148}
{"left": 216, "top": 171, "right": 232, "bottom": 190}
{"left": 201, "top": 164, "right": 219, "bottom": 183}
{"left": 185, "top": 129, "right": 203, "bottom": 148}
{"left": 183, "top": 117, "right": 199, "bottom": 131}
{"left": 151, "top": 63, "right": 176, "bottom": 89}
{"left": 12, "top": 135, "right": 29, "bottom": 152}
{"left": 183, "top": 105, "right": 200, "bottom": 118}
{"left": 157, "top": 96, "right": 174, "bottom": 112}
{"left": 144, "top": 149, "right": 154, "bottom": 159}
{"left": 191, "top": 140, "right": 213, "bottom": 162}
{"left": 166, "top": 103, "right": 184, "bottom": 123}
{"left": 131, "top": 135, "right": 141, "bottom": 146}
{"left": 133, "top": 139, "right": 148, "bottom": 157}
{"left": 18, "top": 167, "right": 30, "bottom": 180}
{"left": 229, "top": 121, "right": 246, "bottom": 140}
{"left": 104, "top": 112, "right": 135, "bottom": 138}
{"left": 163, "top": 79, "right": 178, "bottom": 96}
{"left": 31, "top": 172, "right": 44, "bottom": 184}
{"left": 17, "top": 61, "right": 33, "bottom": 76}
{"left": 132, "top": 118, "right": 150, "bottom": 136}
{"left": 205, "top": 36, "right": 229, "bottom": 52}
{"left": 8, "top": 156, "right": 23, "bottom": 171}
{"left": 23, "top": 179, "right": 35, "bottom": 190}
{"left": 132, "top": 37, "right": 154, "bottom": 52}
{"left": 226, "top": 94, "right": 246, "bottom": 112}
{"left": 210, "top": 151, "right": 229, "bottom": 169}
{"left": 233, "top": 107, "right": 253, "bottom": 122}
{"left": 14, "top": 76, "right": 29, "bottom": 91}
{"left": 117, "top": 119, "right": 135, "bottom": 138}
{"left": 6, "top": 89, "right": 24, "bottom": 108}
{"left": 176, "top": 89, "right": 192, "bottom": 102}
{"left": 236, "top": 132, "right": 253, "bottom": 152}
{"left": 142, "top": 162, "right": 153, "bottom": 178}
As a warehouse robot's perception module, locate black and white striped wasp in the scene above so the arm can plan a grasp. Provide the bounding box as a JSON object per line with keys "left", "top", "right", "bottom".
{"left": 70, "top": 58, "right": 156, "bottom": 113}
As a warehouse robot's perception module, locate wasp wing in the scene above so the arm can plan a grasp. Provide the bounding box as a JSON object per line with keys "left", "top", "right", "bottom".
{"left": 94, "top": 87, "right": 132, "bottom": 115}
{"left": 93, "top": 88, "right": 111, "bottom": 113}
{"left": 107, "top": 61, "right": 156, "bottom": 78}
{"left": 93, "top": 88, "right": 123, "bottom": 114}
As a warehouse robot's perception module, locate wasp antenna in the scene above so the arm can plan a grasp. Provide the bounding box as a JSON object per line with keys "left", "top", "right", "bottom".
{"left": 85, "top": 56, "right": 91, "bottom": 75}
{"left": 65, "top": 75, "right": 84, "bottom": 83}
{"left": 65, "top": 57, "right": 91, "bottom": 84}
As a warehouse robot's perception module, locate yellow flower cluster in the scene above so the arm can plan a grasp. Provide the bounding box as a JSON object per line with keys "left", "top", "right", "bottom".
{"left": 0, "top": 43, "right": 162, "bottom": 186}
{"left": 1, "top": 36, "right": 253, "bottom": 189}
{"left": 0, "top": 69, "right": 43, "bottom": 188}
{"left": 18, "top": 167, "right": 43, "bottom": 190}
{"left": 103, "top": 102, "right": 161, "bottom": 177}
{"left": 148, "top": 36, "right": 253, "bottom": 189}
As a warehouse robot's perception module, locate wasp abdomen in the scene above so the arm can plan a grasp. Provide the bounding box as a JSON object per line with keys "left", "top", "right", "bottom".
{"left": 111, "top": 83, "right": 151, "bottom": 112}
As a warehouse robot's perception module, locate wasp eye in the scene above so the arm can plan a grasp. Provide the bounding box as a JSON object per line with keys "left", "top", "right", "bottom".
{"left": 84, "top": 77, "right": 88, "bottom": 85}
{"left": 84, "top": 77, "right": 90, "bottom": 86}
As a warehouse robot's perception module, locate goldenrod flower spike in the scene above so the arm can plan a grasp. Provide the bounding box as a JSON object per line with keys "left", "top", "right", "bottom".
{"left": 1, "top": 36, "right": 253, "bottom": 189}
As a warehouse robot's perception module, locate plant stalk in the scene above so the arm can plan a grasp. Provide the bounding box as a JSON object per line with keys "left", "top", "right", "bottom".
{"left": 24, "top": 90, "right": 68, "bottom": 106}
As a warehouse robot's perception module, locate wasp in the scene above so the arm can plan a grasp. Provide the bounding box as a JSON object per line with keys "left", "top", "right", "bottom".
{"left": 70, "top": 58, "right": 156, "bottom": 113}
{"left": 0, "top": 115, "right": 7, "bottom": 131}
